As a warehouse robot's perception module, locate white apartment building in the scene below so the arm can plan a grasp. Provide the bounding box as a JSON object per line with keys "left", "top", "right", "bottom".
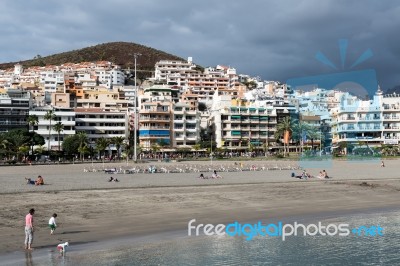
{"left": 172, "top": 103, "right": 200, "bottom": 148}
{"left": 75, "top": 108, "right": 128, "bottom": 148}
{"left": 153, "top": 57, "right": 197, "bottom": 85}
{"left": 29, "top": 107, "right": 76, "bottom": 151}
{"left": 331, "top": 88, "right": 400, "bottom": 148}
{"left": 40, "top": 71, "right": 65, "bottom": 93}
{"left": 94, "top": 67, "right": 125, "bottom": 88}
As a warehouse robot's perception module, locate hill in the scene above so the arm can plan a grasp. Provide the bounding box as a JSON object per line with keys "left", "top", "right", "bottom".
{"left": 0, "top": 42, "right": 185, "bottom": 75}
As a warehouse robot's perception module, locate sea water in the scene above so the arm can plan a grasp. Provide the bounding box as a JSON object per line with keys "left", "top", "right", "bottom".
{"left": 2, "top": 209, "right": 400, "bottom": 266}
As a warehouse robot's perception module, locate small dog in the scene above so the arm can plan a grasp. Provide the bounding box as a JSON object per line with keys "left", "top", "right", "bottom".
{"left": 57, "top": 242, "right": 69, "bottom": 253}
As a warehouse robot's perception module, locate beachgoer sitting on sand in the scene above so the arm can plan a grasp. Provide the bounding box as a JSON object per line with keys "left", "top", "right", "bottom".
{"left": 293, "top": 170, "right": 309, "bottom": 180}
{"left": 317, "top": 171, "right": 324, "bottom": 179}
{"left": 198, "top": 173, "right": 205, "bottom": 179}
{"left": 25, "top": 177, "right": 35, "bottom": 185}
{"left": 108, "top": 177, "right": 119, "bottom": 182}
{"left": 35, "top": 175, "right": 44, "bottom": 186}
{"left": 212, "top": 170, "right": 222, "bottom": 179}
{"left": 322, "top": 170, "right": 329, "bottom": 179}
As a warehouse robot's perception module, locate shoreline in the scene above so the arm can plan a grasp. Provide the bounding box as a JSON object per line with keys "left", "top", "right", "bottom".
{"left": 1, "top": 205, "right": 399, "bottom": 264}
{"left": 0, "top": 160, "right": 399, "bottom": 255}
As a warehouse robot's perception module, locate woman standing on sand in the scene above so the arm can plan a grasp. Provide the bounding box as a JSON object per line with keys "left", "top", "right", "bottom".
{"left": 25, "top": 208, "right": 35, "bottom": 250}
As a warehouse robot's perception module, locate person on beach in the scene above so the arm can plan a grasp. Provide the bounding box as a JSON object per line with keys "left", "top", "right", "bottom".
{"left": 381, "top": 161, "right": 385, "bottom": 167}
{"left": 322, "top": 170, "right": 329, "bottom": 179}
{"left": 25, "top": 177, "right": 35, "bottom": 185}
{"left": 317, "top": 171, "right": 324, "bottom": 179}
{"left": 25, "top": 208, "right": 35, "bottom": 250}
{"left": 212, "top": 170, "right": 222, "bottom": 178}
{"left": 49, "top": 213, "right": 57, "bottom": 235}
{"left": 293, "top": 170, "right": 310, "bottom": 180}
{"left": 35, "top": 175, "right": 44, "bottom": 186}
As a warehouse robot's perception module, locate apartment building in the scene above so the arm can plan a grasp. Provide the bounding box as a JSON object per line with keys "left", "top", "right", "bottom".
{"left": 331, "top": 88, "right": 400, "bottom": 148}
{"left": 75, "top": 108, "right": 128, "bottom": 146}
{"left": 153, "top": 57, "right": 197, "bottom": 85}
{"left": 138, "top": 102, "right": 172, "bottom": 151}
{"left": 39, "top": 71, "right": 65, "bottom": 93}
{"left": 76, "top": 87, "right": 130, "bottom": 111}
{"left": 172, "top": 103, "right": 200, "bottom": 148}
{"left": 0, "top": 89, "right": 32, "bottom": 133}
{"left": 29, "top": 107, "right": 76, "bottom": 150}
{"left": 209, "top": 93, "right": 297, "bottom": 151}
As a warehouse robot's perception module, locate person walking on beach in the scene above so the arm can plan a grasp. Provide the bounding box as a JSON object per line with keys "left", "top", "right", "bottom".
{"left": 49, "top": 213, "right": 57, "bottom": 235}
{"left": 25, "top": 208, "right": 35, "bottom": 250}
{"left": 381, "top": 161, "right": 385, "bottom": 167}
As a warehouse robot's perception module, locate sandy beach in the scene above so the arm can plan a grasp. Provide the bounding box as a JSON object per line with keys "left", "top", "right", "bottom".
{"left": 0, "top": 159, "right": 399, "bottom": 254}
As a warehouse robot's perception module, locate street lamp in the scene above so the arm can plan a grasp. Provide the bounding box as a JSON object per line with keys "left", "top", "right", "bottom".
{"left": 133, "top": 53, "right": 141, "bottom": 162}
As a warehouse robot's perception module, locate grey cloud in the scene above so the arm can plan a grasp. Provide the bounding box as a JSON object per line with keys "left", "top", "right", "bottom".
{"left": 0, "top": 0, "right": 399, "bottom": 89}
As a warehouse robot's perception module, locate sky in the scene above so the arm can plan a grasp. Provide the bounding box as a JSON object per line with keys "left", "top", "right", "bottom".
{"left": 0, "top": 0, "right": 399, "bottom": 90}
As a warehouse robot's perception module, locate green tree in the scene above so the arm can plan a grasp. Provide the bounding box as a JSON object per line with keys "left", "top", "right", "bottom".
{"left": 53, "top": 122, "right": 64, "bottom": 151}
{"left": 44, "top": 110, "right": 56, "bottom": 151}
{"left": 192, "top": 143, "right": 201, "bottom": 157}
{"left": 0, "top": 134, "right": 10, "bottom": 159}
{"left": 27, "top": 115, "right": 39, "bottom": 133}
{"left": 291, "top": 120, "right": 311, "bottom": 152}
{"left": 275, "top": 117, "right": 293, "bottom": 157}
{"left": 111, "top": 136, "right": 125, "bottom": 160}
{"left": 76, "top": 132, "right": 88, "bottom": 160}
{"left": 96, "top": 137, "right": 109, "bottom": 163}
{"left": 4, "top": 129, "right": 29, "bottom": 161}
{"left": 62, "top": 135, "right": 80, "bottom": 157}
{"left": 18, "top": 145, "right": 30, "bottom": 161}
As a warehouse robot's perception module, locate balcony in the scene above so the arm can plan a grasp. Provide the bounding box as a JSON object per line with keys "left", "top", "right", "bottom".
{"left": 140, "top": 126, "right": 170, "bottom": 130}
{"left": 141, "top": 108, "right": 169, "bottom": 113}
{"left": 139, "top": 117, "right": 170, "bottom": 122}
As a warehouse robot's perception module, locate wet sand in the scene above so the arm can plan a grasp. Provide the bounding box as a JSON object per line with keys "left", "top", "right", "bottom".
{"left": 0, "top": 159, "right": 399, "bottom": 254}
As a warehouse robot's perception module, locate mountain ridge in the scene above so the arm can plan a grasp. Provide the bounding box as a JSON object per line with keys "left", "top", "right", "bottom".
{"left": 0, "top": 42, "right": 185, "bottom": 74}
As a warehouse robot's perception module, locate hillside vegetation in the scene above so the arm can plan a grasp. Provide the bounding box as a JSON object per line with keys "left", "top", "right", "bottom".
{"left": 0, "top": 42, "right": 185, "bottom": 75}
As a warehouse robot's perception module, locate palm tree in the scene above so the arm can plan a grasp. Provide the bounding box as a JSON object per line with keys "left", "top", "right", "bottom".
{"left": 18, "top": 145, "right": 30, "bottom": 162}
{"left": 0, "top": 134, "right": 10, "bottom": 159}
{"left": 7, "top": 130, "right": 29, "bottom": 161}
{"left": 44, "top": 110, "right": 56, "bottom": 151}
{"left": 308, "top": 128, "right": 324, "bottom": 154}
{"left": 76, "top": 132, "right": 88, "bottom": 160}
{"left": 96, "top": 137, "right": 110, "bottom": 164}
{"left": 27, "top": 114, "right": 39, "bottom": 155}
{"left": 53, "top": 122, "right": 64, "bottom": 151}
{"left": 27, "top": 115, "right": 39, "bottom": 133}
{"left": 291, "top": 120, "right": 312, "bottom": 152}
{"left": 275, "top": 117, "right": 293, "bottom": 157}
{"left": 111, "top": 136, "right": 125, "bottom": 160}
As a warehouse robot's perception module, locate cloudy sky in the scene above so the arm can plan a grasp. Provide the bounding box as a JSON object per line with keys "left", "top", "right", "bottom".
{"left": 1, "top": 0, "right": 399, "bottom": 89}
